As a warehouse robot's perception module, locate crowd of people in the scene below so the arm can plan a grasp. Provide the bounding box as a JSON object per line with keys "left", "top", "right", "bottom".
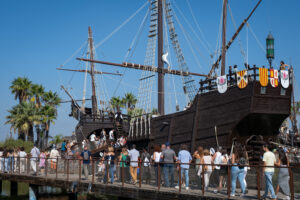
{"left": 0, "top": 140, "right": 292, "bottom": 200}
{"left": 79, "top": 142, "right": 291, "bottom": 200}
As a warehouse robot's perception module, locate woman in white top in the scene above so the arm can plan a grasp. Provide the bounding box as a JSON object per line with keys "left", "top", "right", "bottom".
{"left": 203, "top": 149, "right": 213, "bottom": 191}
{"left": 152, "top": 145, "right": 162, "bottom": 187}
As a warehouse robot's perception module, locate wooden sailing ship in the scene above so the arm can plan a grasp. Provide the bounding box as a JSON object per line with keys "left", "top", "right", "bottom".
{"left": 59, "top": 0, "right": 293, "bottom": 161}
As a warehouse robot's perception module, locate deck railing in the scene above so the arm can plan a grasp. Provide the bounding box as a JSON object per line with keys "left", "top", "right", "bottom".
{"left": 1, "top": 155, "right": 299, "bottom": 199}
{"left": 199, "top": 65, "right": 293, "bottom": 94}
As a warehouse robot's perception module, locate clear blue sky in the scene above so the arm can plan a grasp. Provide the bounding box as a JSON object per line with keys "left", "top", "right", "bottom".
{"left": 1, "top": 0, "right": 300, "bottom": 141}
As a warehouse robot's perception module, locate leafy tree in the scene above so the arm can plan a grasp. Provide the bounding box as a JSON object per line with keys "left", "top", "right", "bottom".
{"left": 30, "top": 84, "right": 45, "bottom": 108}
{"left": 110, "top": 96, "right": 125, "bottom": 113}
{"left": 5, "top": 102, "right": 40, "bottom": 142}
{"left": 49, "top": 134, "right": 64, "bottom": 145}
{"left": 9, "top": 77, "right": 32, "bottom": 103}
{"left": 122, "top": 93, "right": 137, "bottom": 113}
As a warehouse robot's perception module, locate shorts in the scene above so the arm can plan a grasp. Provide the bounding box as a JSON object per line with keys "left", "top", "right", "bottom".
{"left": 51, "top": 161, "right": 57, "bottom": 169}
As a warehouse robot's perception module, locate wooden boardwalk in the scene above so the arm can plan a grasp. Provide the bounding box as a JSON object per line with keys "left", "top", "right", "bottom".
{"left": 0, "top": 171, "right": 299, "bottom": 200}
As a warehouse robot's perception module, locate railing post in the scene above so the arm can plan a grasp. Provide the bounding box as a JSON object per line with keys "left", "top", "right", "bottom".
{"left": 45, "top": 157, "right": 48, "bottom": 177}
{"left": 92, "top": 158, "right": 94, "bottom": 184}
{"left": 227, "top": 164, "right": 231, "bottom": 199}
{"left": 27, "top": 155, "right": 30, "bottom": 174}
{"left": 79, "top": 159, "right": 82, "bottom": 182}
{"left": 178, "top": 164, "right": 181, "bottom": 193}
{"left": 121, "top": 161, "right": 124, "bottom": 187}
{"left": 18, "top": 156, "right": 20, "bottom": 174}
{"left": 56, "top": 157, "right": 58, "bottom": 179}
{"left": 106, "top": 162, "right": 108, "bottom": 184}
{"left": 289, "top": 166, "right": 294, "bottom": 200}
{"left": 257, "top": 166, "right": 261, "bottom": 199}
{"left": 139, "top": 160, "right": 142, "bottom": 188}
{"left": 36, "top": 157, "right": 38, "bottom": 175}
{"left": 202, "top": 164, "right": 205, "bottom": 196}
{"left": 67, "top": 158, "right": 69, "bottom": 182}
{"left": 158, "top": 163, "right": 161, "bottom": 190}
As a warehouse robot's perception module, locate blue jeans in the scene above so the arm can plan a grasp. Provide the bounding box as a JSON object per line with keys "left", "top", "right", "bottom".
{"left": 263, "top": 172, "right": 276, "bottom": 199}
{"left": 231, "top": 166, "right": 246, "bottom": 195}
{"left": 178, "top": 168, "right": 189, "bottom": 187}
{"left": 163, "top": 164, "right": 174, "bottom": 187}
{"left": 104, "top": 165, "right": 115, "bottom": 183}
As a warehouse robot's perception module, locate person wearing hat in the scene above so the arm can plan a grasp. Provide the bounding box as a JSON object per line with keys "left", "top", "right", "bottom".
{"left": 161, "top": 142, "right": 176, "bottom": 187}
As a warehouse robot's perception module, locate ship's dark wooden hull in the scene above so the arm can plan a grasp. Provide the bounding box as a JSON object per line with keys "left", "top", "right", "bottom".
{"left": 129, "top": 80, "right": 292, "bottom": 154}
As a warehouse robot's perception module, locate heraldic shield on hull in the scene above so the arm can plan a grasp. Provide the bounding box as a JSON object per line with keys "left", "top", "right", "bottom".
{"left": 259, "top": 68, "right": 268, "bottom": 87}
{"left": 280, "top": 70, "right": 289, "bottom": 88}
{"left": 237, "top": 70, "right": 248, "bottom": 89}
{"left": 270, "top": 69, "right": 279, "bottom": 87}
{"left": 217, "top": 75, "right": 227, "bottom": 93}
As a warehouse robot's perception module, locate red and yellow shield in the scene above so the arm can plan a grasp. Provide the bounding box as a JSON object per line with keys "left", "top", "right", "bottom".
{"left": 270, "top": 69, "right": 278, "bottom": 87}
{"left": 259, "top": 68, "right": 268, "bottom": 87}
{"left": 237, "top": 70, "right": 248, "bottom": 89}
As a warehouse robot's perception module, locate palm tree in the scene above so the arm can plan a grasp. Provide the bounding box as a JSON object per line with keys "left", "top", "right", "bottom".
{"left": 9, "top": 77, "right": 32, "bottom": 103}
{"left": 123, "top": 93, "right": 137, "bottom": 113}
{"left": 5, "top": 102, "right": 40, "bottom": 142}
{"left": 49, "top": 134, "right": 64, "bottom": 146}
{"left": 110, "top": 96, "right": 125, "bottom": 113}
{"left": 30, "top": 84, "right": 45, "bottom": 108}
{"left": 41, "top": 91, "right": 61, "bottom": 148}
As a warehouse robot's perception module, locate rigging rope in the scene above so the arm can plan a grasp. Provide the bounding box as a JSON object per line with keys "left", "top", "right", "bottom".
{"left": 172, "top": 1, "right": 210, "bottom": 66}
{"left": 228, "top": 4, "right": 246, "bottom": 63}
{"left": 94, "top": 1, "right": 149, "bottom": 50}
{"left": 81, "top": 52, "right": 89, "bottom": 111}
{"left": 185, "top": 0, "right": 212, "bottom": 54}
{"left": 61, "top": 40, "right": 88, "bottom": 67}
{"left": 112, "top": 5, "right": 150, "bottom": 98}
{"left": 172, "top": 7, "right": 204, "bottom": 71}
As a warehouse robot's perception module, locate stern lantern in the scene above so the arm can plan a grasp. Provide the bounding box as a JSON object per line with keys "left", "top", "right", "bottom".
{"left": 266, "top": 33, "right": 274, "bottom": 68}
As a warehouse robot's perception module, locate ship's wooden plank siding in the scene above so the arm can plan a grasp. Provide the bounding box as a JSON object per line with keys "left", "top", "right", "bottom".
{"left": 129, "top": 80, "right": 292, "bottom": 153}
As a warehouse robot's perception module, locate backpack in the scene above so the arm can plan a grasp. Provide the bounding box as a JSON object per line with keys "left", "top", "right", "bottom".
{"left": 83, "top": 151, "right": 89, "bottom": 161}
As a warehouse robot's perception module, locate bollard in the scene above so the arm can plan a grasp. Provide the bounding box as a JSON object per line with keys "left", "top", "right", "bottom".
{"left": 257, "top": 166, "right": 261, "bottom": 199}
{"left": 227, "top": 164, "right": 231, "bottom": 199}
{"left": 139, "top": 160, "right": 142, "bottom": 188}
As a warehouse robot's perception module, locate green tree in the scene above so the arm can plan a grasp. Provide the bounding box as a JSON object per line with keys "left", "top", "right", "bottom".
{"left": 41, "top": 91, "right": 61, "bottom": 148}
{"left": 9, "top": 77, "right": 32, "bottom": 103}
{"left": 30, "top": 84, "right": 45, "bottom": 108}
{"left": 122, "top": 93, "right": 137, "bottom": 113}
{"left": 49, "top": 134, "right": 64, "bottom": 146}
{"left": 110, "top": 96, "right": 125, "bottom": 113}
{"left": 5, "top": 102, "right": 40, "bottom": 142}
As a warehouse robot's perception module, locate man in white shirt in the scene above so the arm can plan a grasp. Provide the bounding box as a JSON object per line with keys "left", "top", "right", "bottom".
{"left": 50, "top": 145, "right": 60, "bottom": 173}
{"left": 90, "top": 132, "right": 97, "bottom": 149}
{"left": 30, "top": 144, "right": 40, "bottom": 175}
{"left": 262, "top": 144, "right": 276, "bottom": 200}
{"left": 109, "top": 129, "right": 115, "bottom": 143}
{"left": 128, "top": 144, "right": 140, "bottom": 185}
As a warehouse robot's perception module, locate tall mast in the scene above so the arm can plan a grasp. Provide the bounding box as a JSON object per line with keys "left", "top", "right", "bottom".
{"left": 221, "top": 0, "right": 228, "bottom": 76}
{"left": 88, "top": 26, "right": 98, "bottom": 116}
{"left": 158, "top": 0, "right": 164, "bottom": 115}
